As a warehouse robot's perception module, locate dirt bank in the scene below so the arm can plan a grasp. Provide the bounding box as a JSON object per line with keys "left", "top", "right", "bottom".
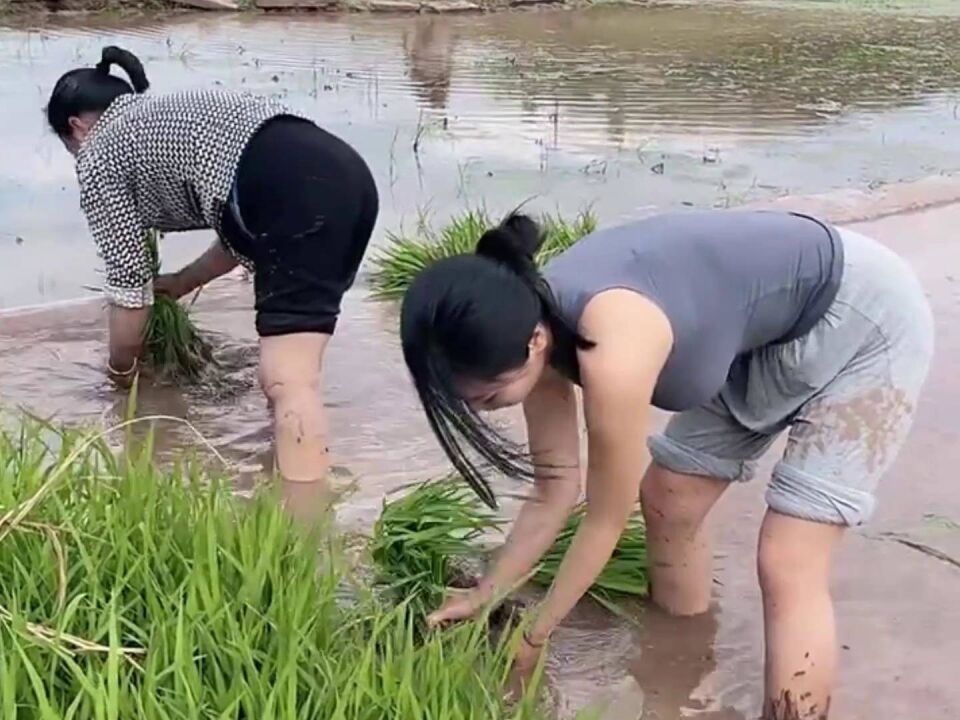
{"left": 0, "top": 0, "right": 595, "bottom": 17}
{"left": 744, "top": 173, "right": 960, "bottom": 225}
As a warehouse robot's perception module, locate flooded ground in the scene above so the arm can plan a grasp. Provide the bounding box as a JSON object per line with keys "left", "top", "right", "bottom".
{"left": 4, "top": 2, "right": 960, "bottom": 307}
{"left": 1, "top": 2, "right": 959, "bottom": 718}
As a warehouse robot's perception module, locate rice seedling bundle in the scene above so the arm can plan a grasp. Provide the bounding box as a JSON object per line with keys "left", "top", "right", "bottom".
{"left": 143, "top": 230, "right": 215, "bottom": 381}
{"left": 531, "top": 504, "right": 649, "bottom": 603}
{"left": 0, "top": 419, "right": 545, "bottom": 718}
{"left": 370, "top": 477, "right": 503, "bottom": 617}
{"left": 369, "top": 208, "right": 598, "bottom": 300}
{"left": 373, "top": 481, "right": 649, "bottom": 618}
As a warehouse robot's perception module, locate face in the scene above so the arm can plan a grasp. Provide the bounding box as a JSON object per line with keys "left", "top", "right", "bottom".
{"left": 61, "top": 113, "right": 98, "bottom": 156}
{"left": 459, "top": 324, "right": 551, "bottom": 412}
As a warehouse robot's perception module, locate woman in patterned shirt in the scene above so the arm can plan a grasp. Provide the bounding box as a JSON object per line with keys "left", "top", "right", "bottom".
{"left": 47, "top": 46, "right": 379, "bottom": 517}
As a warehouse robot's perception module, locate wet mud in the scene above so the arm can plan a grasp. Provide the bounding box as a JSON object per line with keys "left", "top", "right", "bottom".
{"left": 2, "top": 2, "right": 960, "bottom": 718}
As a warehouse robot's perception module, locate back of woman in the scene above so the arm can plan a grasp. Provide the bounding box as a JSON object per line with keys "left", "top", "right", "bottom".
{"left": 48, "top": 46, "right": 379, "bottom": 524}
{"left": 544, "top": 209, "right": 843, "bottom": 410}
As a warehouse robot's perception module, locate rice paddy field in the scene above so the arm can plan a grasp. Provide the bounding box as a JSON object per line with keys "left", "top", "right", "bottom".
{"left": 0, "top": 207, "right": 655, "bottom": 717}
{"left": 3, "top": 1, "right": 960, "bottom": 717}
{"left": 0, "top": 418, "right": 554, "bottom": 719}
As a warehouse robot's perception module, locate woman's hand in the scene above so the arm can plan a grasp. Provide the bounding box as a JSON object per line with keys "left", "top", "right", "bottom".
{"left": 426, "top": 584, "right": 492, "bottom": 628}
{"left": 155, "top": 240, "right": 240, "bottom": 301}
{"left": 507, "top": 634, "right": 545, "bottom": 701}
{"left": 154, "top": 271, "right": 191, "bottom": 300}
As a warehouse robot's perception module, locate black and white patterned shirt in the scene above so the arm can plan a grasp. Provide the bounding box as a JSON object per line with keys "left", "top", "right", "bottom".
{"left": 76, "top": 90, "right": 304, "bottom": 308}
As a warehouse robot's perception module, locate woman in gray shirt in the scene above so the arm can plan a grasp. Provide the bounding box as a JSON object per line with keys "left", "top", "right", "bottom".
{"left": 399, "top": 209, "right": 933, "bottom": 718}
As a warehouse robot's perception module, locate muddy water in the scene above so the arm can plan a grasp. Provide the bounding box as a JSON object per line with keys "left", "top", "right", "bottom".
{"left": 4, "top": 4, "right": 960, "bottom": 307}
{"left": 2, "top": 2, "right": 960, "bottom": 719}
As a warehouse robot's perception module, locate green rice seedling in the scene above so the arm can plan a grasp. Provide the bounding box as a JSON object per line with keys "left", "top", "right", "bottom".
{"left": 532, "top": 504, "right": 649, "bottom": 606}
{"left": 0, "top": 418, "right": 547, "bottom": 719}
{"left": 370, "top": 208, "right": 598, "bottom": 300}
{"left": 373, "top": 480, "right": 648, "bottom": 623}
{"left": 143, "top": 229, "right": 215, "bottom": 381}
{"left": 371, "top": 477, "right": 503, "bottom": 618}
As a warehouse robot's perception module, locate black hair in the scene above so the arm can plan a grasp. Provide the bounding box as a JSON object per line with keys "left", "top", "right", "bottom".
{"left": 400, "top": 213, "right": 594, "bottom": 508}
{"left": 47, "top": 46, "right": 149, "bottom": 137}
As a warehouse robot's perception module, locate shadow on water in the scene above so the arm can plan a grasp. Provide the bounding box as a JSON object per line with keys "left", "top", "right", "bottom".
{"left": 2, "top": 2, "right": 960, "bottom": 718}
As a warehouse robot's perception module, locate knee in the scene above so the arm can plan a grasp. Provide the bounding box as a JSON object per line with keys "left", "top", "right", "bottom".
{"left": 757, "top": 528, "right": 830, "bottom": 606}
{"left": 259, "top": 362, "right": 321, "bottom": 409}
{"left": 641, "top": 465, "right": 708, "bottom": 534}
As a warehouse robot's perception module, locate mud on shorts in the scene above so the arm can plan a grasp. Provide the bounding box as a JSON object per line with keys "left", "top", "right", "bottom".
{"left": 648, "top": 228, "right": 935, "bottom": 526}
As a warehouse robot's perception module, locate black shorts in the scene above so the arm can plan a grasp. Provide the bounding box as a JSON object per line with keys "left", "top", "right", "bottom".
{"left": 221, "top": 116, "right": 379, "bottom": 337}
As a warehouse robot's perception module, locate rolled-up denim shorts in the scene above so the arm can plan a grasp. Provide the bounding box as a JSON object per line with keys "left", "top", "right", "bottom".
{"left": 648, "top": 227, "right": 935, "bottom": 526}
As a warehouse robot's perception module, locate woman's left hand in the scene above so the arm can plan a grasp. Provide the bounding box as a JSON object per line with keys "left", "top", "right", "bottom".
{"left": 154, "top": 271, "right": 191, "bottom": 300}
{"left": 506, "top": 635, "right": 544, "bottom": 701}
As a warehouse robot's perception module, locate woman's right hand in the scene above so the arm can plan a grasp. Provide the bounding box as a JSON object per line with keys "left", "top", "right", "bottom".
{"left": 426, "top": 584, "right": 492, "bottom": 628}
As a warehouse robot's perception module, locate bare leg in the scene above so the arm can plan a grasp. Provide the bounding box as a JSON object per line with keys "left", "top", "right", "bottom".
{"left": 640, "top": 463, "right": 730, "bottom": 616}
{"left": 758, "top": 510, "right": 843, "bottom": 720}
{"left": 258, "top": 332, "right": 331, "bottom": 525}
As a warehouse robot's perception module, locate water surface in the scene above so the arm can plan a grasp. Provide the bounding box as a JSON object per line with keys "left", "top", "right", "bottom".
{"left": 3, "top": 2, "right": 960, "bottom": 307}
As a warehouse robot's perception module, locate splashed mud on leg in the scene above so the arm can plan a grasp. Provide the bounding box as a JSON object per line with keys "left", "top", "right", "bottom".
{"left": 762, "top": 690, "right": 831, "bottom": 720}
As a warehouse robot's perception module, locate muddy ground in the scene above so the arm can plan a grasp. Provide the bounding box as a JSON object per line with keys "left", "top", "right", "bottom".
{"left": 2, "top": 181, "right": 958, "bottom": 720}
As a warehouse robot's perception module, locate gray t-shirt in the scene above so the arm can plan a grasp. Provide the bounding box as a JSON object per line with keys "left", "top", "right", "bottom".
{"left": 543, "top": 210, "right": 844, "bottom": 412}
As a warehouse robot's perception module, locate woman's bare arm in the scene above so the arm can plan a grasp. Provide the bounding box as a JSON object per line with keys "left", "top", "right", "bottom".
{"left": 106, "top": 304, "right": 150, "bottom": 387}
{"left": 172, "top": 240, "right": 239, "bottom": 296}
{"left": 526, "top": 289, "right": 673, "bottom": 643}
{"left": 474, "top": 366, "right": 583, "bottom": 600}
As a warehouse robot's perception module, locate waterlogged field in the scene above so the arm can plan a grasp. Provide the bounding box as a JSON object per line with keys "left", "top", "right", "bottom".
{"left": 1, "top": 1, "right": 960, "bottom": 717}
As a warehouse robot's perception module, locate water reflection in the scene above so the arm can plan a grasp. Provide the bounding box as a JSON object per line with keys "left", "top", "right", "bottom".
{"left": 631, "top": 606, "right": 744, "bottom": 719}
{"left": 3, "top": 5, "right": 960, "bottom": 308}
{"left": 403, "top": 18, "right": 455, "bottom": 110}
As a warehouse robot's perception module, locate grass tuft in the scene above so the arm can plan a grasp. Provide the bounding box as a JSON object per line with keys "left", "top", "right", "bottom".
{"left": 369, "top": 208, "right": 598, "bottom": 300}
{"left": 143, "top": 230, "right": 215, "bottom": 382}
{"left": 0, "top": 418, "right": 547, "bottom": 718}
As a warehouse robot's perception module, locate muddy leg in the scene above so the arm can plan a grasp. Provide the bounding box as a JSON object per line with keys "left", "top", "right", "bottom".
{"left": 259, "top": 332, "right": 331, "bottom": 525}
{"left": 641, "top": 463, "right": 729, "bottom": 616}
{"left": 758, "top": 510, "right": 844, "bottom": 720}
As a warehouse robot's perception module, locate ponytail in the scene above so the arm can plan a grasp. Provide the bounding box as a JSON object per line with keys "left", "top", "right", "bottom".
{"left": 46, "top": 46, "right": 149, "bottom": 137}
{"left": 475, "top": 213, "right": 544, "bottom": 269}
{"left": 477, "top": 213, "right": 595, "bottom": 380}
{"left": 96, "top": 46, "right": 150, "bottom": 93}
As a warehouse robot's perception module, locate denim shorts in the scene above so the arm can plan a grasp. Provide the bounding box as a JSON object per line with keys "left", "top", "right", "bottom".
{"left": 648, "top": 227, "right": 935, "bottom": 526}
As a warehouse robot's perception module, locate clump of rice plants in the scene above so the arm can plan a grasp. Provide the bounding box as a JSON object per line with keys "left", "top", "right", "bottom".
{"left": 143, "top": 229, "right": 215, "bottom": 381}
{"left": 373, "top": 480, "right": 649, "bottom": 619}
{"left": 531, "top": 504, "right": 649, "bottom": 606}
{"left": 370, "top": 477, "right": 503, "bottom": 617}
{"left": 0, "top": 419, "right": 545, "bottom": 718}
{"left": 369, "top": 208, "right": 598, "bottom": 300}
